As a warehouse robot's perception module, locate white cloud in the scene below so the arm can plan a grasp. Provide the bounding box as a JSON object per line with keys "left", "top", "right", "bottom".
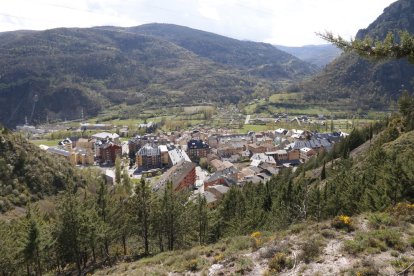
{"left": 0, "top": 0, "right": 397, "bottom": 45}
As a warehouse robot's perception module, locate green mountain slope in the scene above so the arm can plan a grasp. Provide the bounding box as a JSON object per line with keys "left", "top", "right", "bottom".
{"left": 300, "top": 0, "right": 414, "bottom": 110}
{"left": 0, "top": 24, "right": 317, "bottom": 128}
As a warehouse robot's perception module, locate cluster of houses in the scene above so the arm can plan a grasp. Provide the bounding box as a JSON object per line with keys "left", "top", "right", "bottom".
{"left": 38, "top": 122, "right": 347, "bottom": 207}
{"left": 40, "top": 132, "right": 123, "bottom": 166}
{"left": 126, "top": 127, "right": 347, "bottom": 206}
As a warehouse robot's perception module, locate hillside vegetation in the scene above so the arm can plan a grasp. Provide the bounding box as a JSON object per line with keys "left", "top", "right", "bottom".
{"left": 0, "top": 128, "right": 84, "bottom": 213}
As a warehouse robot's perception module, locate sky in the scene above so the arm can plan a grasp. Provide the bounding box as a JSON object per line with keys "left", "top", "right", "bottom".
{"left": 0, "top": 0, "right": 397, "bottom": 46}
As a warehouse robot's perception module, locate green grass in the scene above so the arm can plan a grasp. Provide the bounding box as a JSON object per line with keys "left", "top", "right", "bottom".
{"left": 238, "top": 124, "right": 274, "bottom": 133}
{"left": 29, "top": 139, "right": 61, "bottom": 147}
{"left": 269, "top": 92, "right": 304, "bottom": 103}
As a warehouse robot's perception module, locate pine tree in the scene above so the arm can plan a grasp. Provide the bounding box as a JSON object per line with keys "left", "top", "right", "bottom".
{"left": 56, "top": 186, "right": 83, "bottom": 275}
{"left": 133, "top": 178, "right": 151, "bottom": 255}
{"left": 23, "top": 218, "right": 42, "bottom": 275}
{"left": 195, "top": 194, "right": 208, "bottom": 245}
{"left": 115, "top": 157, "right": 121, "bottom": 185}
{"left": 320, "top": 161, "right": 326, "bottom": 180}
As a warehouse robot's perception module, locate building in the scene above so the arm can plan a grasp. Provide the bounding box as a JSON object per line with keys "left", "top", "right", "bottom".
{"left": 168, "top": 147, "right": 191, "bottom": 166}
{"left": 159, "top": 145, "right": 169, "bottom": 166}
{"left": 138, "top": 122, "right": 157, "bottom": 133}
{"left": 136, "top": 144, "right": 161, "bottom": 170}
{"left": 247, "top": 144, "right": 268, "bottom": 154}
{"left": 96, "top": 143, "right": 122, "bottom": 164}
{"left": 204, "top": 167, "right": 238, "bottom": 188}
{"left": 58, "top": 138, "right": 73, "bottom": 150}
{"left": 300, "top": 147, "right": 317, "bottom": 162}
{"left": 80, "top": 123, "right": 113, "bottom": 131}
{"left": 76, "top": 138, "right": 95, "bottom": 150}
{"left": 128, "top": 135, "right": 159, "bottom": 158}
{"left": 204, "top": 185, "right": 230, "bottom": 208}
{"left": 153, "top": 161, "right": 197, "bottom": 192}
{"left": 45, "top": 146, "right": 94, "bottom": 166}
{"left": 92, "top": 132, "right": 120, "bottom": 143}
{"left": 187, "top": 140, "right": 210, "bottom": 163}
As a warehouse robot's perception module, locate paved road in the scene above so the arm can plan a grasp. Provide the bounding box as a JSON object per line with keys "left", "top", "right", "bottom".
{"left": 245, "top": 115, "right": 251, "bottom": 124}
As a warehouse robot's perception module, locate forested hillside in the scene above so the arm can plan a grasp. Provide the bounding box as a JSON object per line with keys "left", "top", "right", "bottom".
{"left": 0, "top": 24, "right": 317, "bottom": 128}
{"left": 300, "top": 0, "right": 414, "bottom": 110}
{"left": 0, "top": 128, "right": 84, "bottom": 213}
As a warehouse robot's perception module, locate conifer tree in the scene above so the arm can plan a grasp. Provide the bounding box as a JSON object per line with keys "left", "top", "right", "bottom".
{"left": 320, "top": 161, "right": 326, "bottom": 180}
{"left": 115, "top": 157, "right": 121, "bottom": 185}
{"left": 195, "top": 194, "right": 208, "bottom": 245}
{"left": 23, "top": 218, "right": 42, "bottom": 275}
{"left": 133, "top": 178, "right": 151, "bottom": 255}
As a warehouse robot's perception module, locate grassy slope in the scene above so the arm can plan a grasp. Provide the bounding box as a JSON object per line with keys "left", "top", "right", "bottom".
{"left": 94, "top": 212, "right": 414, "bottom": 275}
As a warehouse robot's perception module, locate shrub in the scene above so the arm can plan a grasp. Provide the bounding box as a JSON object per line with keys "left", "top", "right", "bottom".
{"left": 344, "top": 229, "right": 405, "bottom": 255}
{"left": 368, "top": 213, "right": 394, "bottom": 229}
{"left": 332, "top": 215, "right": 354, "bottom": 232}
{"left": 321, "top": 229, "right": 336, "bottom": 239}
{"left": 301, "top": 239, "right": 322, "bottom": 263}
{"left": 268, "top": 252, "right": 293, "bottom": 273}
{"left": 213, "top": 253, "right": 224, "bottom": 264}
{"left": 390, "top": 203, "right": 414, "bottom": 223}
{"left": 251, "top": 231, "right": 262, "bottom": 251}
{"left": 185, "top": 259, "right": 198, "bottom": 272}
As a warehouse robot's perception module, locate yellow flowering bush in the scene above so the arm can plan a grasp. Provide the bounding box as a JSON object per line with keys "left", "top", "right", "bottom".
{"left": 332, "top": 215, "right": 354, "bottom": 231}
{"left": 213, "top": 253, "right": 224, "bottom": 263}
{"left": 390, "top": 203, "right": 414, "bottom": 223}
{"left": 251, "top": 231, "right": 262, "bottom": 251}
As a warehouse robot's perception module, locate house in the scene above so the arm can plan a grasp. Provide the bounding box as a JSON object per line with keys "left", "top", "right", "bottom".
{"left": 247, "top": 144, "right": 267, "bottom": 154}
{"left": 58, "top": 138, "right": 73, "bottom": 150}
{"left": 275, "top": 128, "right": 288, "bottom": 137}
{"left": 136, "top": 144, "right": 161, "bottom": 170}
{"left": 138, "top": 122, "right": 157, "bottom": 133}
{"left": 76, "top": 138, "right": 95, "bottom": 150}
{"left": 153, "top": 161, "right": 197, "bottom": 192}
{"left": 187, "top": 139, "right": 210, "bottom": 163}
{"left": 250, "top": 153, "right": 277, "bottom": 167}
{"left": 300, "top": 147, "right": 317, "bottom": 162}
{"left": 204, "top": 167, "right": 238, "bottom": 188}
{"left": 204, "top": 185, "right": 230, "bottom": 207}
{"left": 266, "top": 149, "right": 288, "bottom": 162}
{"left": 288, "top": 149, "right": 300, "bottom": 161}
{"left": 210, "top": 159, "right": 234, "bottom": 172}
{"left": 119, "top": 127, "right": 129, "bottom": 137}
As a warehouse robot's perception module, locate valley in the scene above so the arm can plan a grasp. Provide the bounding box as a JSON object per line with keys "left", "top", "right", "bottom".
{"left": 1, "top": 0, "right": 414, "bottom": 275}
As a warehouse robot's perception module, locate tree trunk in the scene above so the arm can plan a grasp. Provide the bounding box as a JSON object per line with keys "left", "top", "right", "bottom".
{"left": 122, "top": 235, "right": 127, "bottom": 256}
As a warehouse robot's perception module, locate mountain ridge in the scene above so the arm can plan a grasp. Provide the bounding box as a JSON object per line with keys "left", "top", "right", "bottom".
{"left": 299, "top": 0, "right": 414, "bottom": 109}
{"left": 0, "top": 24, "right": 317, "bottom": 128}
